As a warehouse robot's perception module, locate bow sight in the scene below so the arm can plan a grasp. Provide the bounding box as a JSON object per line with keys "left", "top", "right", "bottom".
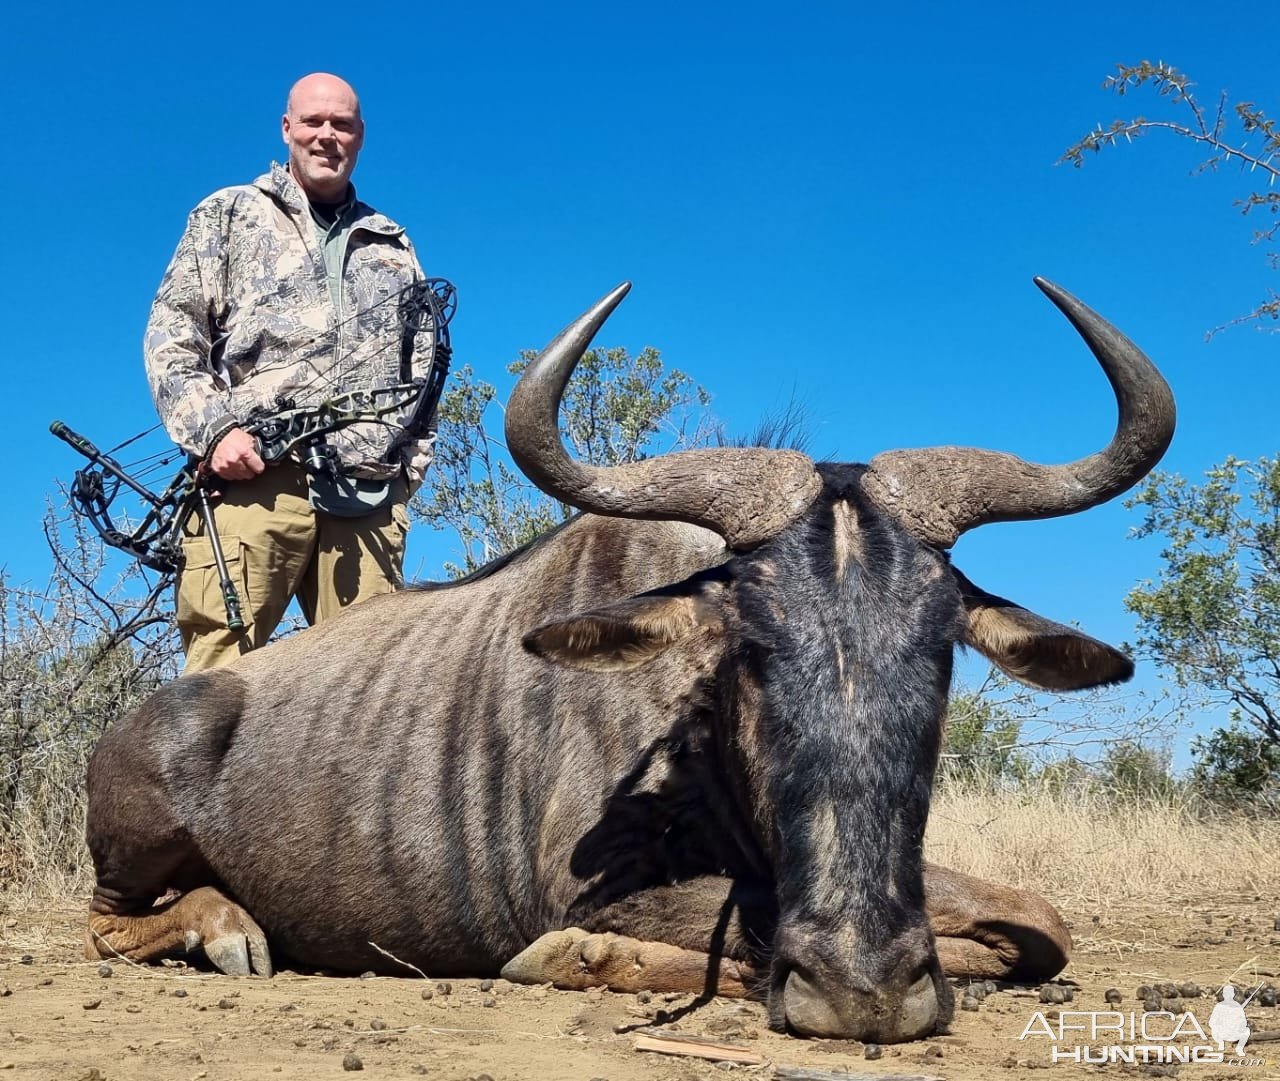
{"left": 51, "top": 278, "right": 456, "bottom": 632}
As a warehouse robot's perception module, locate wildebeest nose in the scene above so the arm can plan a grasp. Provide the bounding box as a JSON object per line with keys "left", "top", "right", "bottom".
{"left": 783, "top": 968, "right": 939, "bottom": 1041}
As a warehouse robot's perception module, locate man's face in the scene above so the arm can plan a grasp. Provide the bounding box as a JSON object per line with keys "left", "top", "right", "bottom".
{"left": 282, "top": 79, "right": 364, "bottom": 201}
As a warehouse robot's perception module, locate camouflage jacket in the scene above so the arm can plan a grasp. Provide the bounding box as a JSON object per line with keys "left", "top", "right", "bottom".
{"left": 144, "top": 163, "right": 436, "bottom": 485}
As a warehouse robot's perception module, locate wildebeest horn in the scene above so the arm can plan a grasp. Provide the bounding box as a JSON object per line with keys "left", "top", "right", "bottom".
{"left": 860, "top": 277, "right": 1176, "bottom": 548}
{"left": 505, "top": 283, "right": 822, "bottom": 550}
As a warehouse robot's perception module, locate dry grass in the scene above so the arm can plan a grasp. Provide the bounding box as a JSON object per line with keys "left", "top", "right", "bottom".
{"left": 1, "top": 530, "right": 176, "bottom": 915}
{"left": 926, "top": 781, "right": 1280, "bottom": 912}
{"left": 2, "top": 743, "right": 96, "bottom": 903}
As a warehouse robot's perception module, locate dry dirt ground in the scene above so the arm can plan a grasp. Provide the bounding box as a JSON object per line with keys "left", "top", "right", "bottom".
{"left": 3, "top": 895, "right": 1280, "bottom": 1081}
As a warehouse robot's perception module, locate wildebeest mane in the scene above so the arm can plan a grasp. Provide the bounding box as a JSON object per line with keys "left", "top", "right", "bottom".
{"left": 720, "top": 396, "right": 814, "bottom": 456}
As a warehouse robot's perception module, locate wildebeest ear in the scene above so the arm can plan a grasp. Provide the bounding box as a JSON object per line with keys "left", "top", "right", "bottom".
{"left": 953, "top": 569, "right": 1134, "bottom": 691}
{"left": 524, "top": 588, "right": 725, "bottom": 672}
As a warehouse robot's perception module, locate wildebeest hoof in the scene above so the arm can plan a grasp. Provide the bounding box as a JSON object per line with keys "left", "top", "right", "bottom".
{"left": 502, "top": 929, "right": 655, "bottom": 991}
{"left": 500, "top": 928, "right": 591, "bottom": 987}
{"left": 84, "top": 885, "right": 273, "bottom": 975}
{"left": 181, "top": 887, "right": 272, "bottom": 976}
{"left": 204, "top": 929, "right": 272, "bottom": 977}
{"left": 501, "top": 928, "right": 754, "bottom": 998}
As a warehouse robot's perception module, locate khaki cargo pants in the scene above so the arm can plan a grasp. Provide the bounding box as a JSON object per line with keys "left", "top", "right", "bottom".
{"left": 177, "top": 463, "right": 409, "bottom": 673}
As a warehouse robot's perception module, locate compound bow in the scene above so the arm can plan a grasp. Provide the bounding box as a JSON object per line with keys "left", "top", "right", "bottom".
{"left": 51, "top": 277, "right": 456, "bottom": 631}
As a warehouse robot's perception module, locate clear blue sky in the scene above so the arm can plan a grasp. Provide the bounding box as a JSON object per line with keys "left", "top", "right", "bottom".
{"left": 2, "top": 3, "right": 1275, "bottom": 761}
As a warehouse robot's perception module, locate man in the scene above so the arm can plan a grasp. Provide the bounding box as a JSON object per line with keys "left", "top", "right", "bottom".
{"left": 1209, "top": 985, "right": 1251, "bottom": 1056}
{"left": 145, "top": 73, "right": 440, "bottom": 673}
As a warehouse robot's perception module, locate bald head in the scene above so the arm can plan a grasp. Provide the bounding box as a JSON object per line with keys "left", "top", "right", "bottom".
{"left": 286, "top": 73, "right": 362, "bottom": 121}
{"left": 282, "top": 73, "right": 365, "bottom": 201}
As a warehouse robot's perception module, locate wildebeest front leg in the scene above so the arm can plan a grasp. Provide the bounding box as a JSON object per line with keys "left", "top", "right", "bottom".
{"left": 502, "top": 876, "right": 770, "bottom": 997}
{"left": 86, "top": 886, "right": 272, "bottom": 976}
{"left": 925, "top": 862, "right": 1071, "bottom": 982}
{"left": 501, "top": 926, "right": 758, "bottom": 997}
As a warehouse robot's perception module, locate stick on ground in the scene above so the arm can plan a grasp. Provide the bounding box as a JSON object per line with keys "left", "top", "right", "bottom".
{"left": 633, "top": 1028, "right": 765, "bottom": 1065}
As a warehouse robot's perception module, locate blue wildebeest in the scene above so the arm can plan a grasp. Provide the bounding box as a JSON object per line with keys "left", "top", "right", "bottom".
{"left": 84, "top": 278, "right": 1174, "bottom": 1042}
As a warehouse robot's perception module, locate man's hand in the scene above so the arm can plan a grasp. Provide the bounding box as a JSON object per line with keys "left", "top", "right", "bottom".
{"left": 208, "top": 427, "right": 265, "bottom": 480}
